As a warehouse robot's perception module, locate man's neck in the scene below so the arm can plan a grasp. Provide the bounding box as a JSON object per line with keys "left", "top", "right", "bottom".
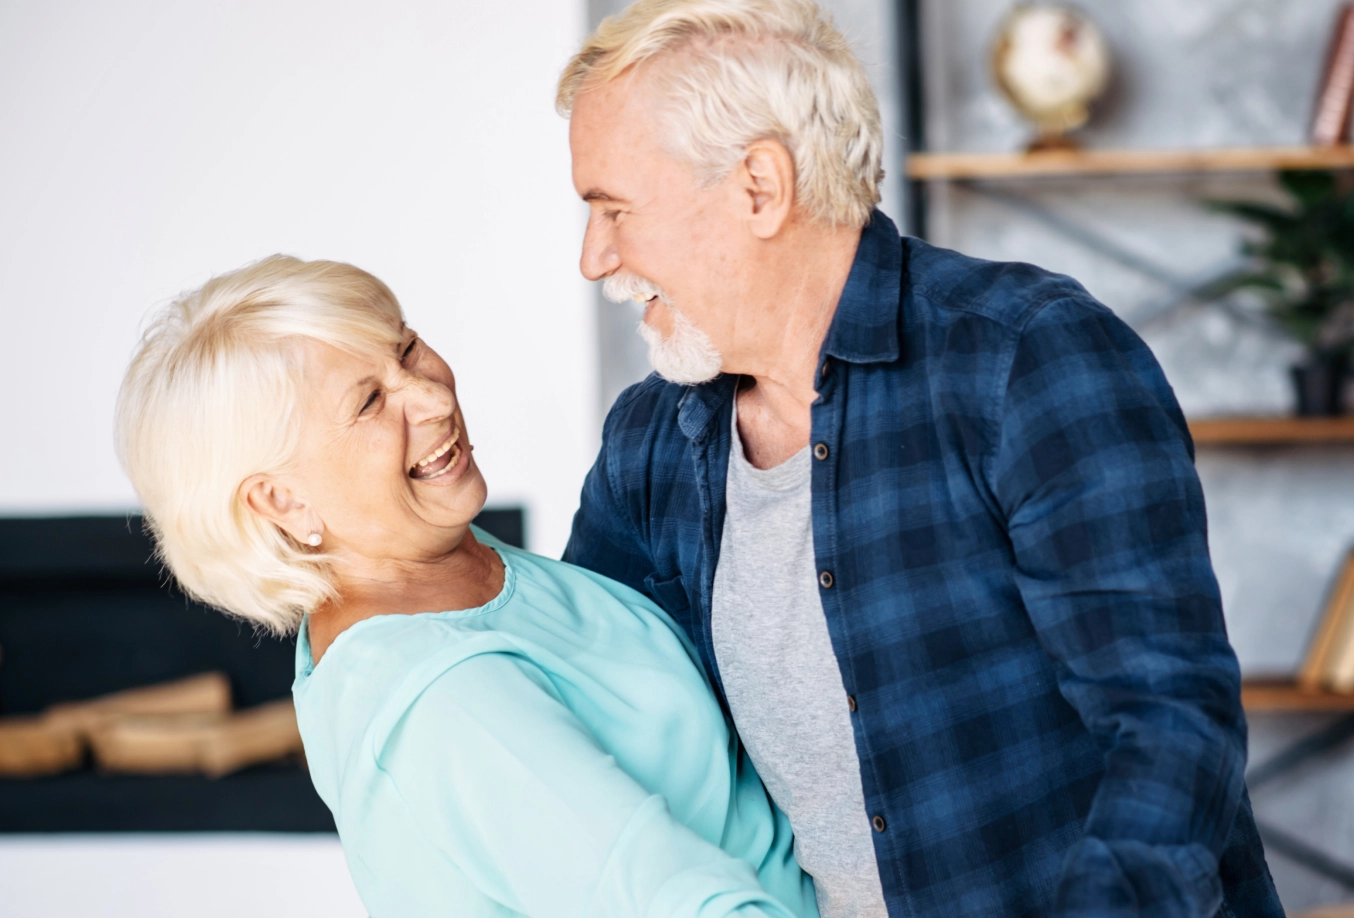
{"left": 728, "top": 221, "right": 861, "bottom": 469}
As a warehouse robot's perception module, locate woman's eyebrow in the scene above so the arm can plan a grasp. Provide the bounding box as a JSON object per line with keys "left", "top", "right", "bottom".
{"left": 346, "top": 375, "right": 382, "bottom": 408}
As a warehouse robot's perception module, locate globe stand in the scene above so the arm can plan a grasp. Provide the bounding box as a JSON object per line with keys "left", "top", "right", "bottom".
{"left": 1026, "top": 133, "right": 1082, "bottom": 154}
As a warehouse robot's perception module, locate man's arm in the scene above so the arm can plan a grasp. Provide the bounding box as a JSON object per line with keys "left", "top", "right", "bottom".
{"left": 991, "top": 295, "right": 1246, "bottom": 918}
{"left": 563, "top": 384, "right": 662, "bottom": 597}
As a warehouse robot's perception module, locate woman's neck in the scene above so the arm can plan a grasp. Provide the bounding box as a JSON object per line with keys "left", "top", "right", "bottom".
{"left": 306, "top": 529, "right": 505, "bottom": 662}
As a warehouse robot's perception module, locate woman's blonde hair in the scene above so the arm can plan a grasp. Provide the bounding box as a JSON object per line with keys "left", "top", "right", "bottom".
{"left": 557, "top": 0, "right": 883, "bottom": 227}
{"left": 116, "top": 255, "right": 404, "bottom": 635}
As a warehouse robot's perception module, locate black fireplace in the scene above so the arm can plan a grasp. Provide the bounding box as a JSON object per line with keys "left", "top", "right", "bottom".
{"left": 0, "top": 510, "right": 525, "bottom": 833}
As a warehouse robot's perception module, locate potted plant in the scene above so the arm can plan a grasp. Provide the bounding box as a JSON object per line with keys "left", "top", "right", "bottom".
{"left": 1207, "top": 170, "right": 1354, "bottom": 416}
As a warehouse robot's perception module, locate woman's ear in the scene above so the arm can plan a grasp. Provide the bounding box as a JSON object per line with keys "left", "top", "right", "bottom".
{"left": 739, "top": 138, "right": 797, "bottom": 240}
{"left": 240, "top": 475, "right": 323, "bottom": 545}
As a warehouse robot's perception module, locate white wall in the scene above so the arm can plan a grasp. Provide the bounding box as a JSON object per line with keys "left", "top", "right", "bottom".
{"left": 0, "top": 0, "right": 592, "bottom": 555}
{"left": 0, "top": 834, "right": 365, "bottom": 918}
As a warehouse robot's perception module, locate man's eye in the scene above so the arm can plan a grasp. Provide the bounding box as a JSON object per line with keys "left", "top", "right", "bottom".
{"left": 401, "top": 337, "right": 419, "bottom": 362}
{"left": 360, "top": 389, "right": 381, "bottom": 413}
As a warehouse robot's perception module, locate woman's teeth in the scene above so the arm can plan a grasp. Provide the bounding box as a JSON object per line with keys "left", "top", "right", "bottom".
{"left": 417, "top": 444, "right": 460, "bottom": 479}
{"left": 410, "top": 429, "right": 461, "bottom": 479}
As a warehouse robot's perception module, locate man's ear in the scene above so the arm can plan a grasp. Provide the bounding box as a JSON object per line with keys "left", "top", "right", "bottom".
{"left": 240, "top": 475, "right": 323, "bottom": 545}
{"left": 739, "top": 138, "right": 796, "bottom": 240}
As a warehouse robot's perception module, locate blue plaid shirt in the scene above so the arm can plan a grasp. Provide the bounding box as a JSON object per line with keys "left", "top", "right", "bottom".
{"left": 564, "top": 211, "right": 1280, "bottom": 918}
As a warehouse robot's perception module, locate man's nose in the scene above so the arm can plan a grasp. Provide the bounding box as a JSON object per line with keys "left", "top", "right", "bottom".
{"left": 580, "top": 214, "right": 621, "bottom": 281}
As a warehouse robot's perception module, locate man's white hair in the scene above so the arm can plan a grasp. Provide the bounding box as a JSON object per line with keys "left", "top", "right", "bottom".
{"left": 115, "top": 256, "right": 405, "bottom": 635}
{"left": 557, "top": 0, "right": 884, "bottom": 227}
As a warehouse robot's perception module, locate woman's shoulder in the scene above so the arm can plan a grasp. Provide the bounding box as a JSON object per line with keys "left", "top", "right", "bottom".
{"left": 481, "top": 530, "right": 667, "bottom": 621}
{"left": 487, "top": 537, "right": 705, "bottom": 665}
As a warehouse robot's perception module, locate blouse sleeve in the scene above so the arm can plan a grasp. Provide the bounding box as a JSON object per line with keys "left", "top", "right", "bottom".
{"left": 373, "top": 649, "right": 805, "bottom": 918}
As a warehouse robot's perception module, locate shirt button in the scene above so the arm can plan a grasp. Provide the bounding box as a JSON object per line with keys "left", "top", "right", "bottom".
{"left": 872, "top": 815, "right": 887, "bottom": 833}
{"left": 819, "top": 570, "right": 834, "bottom": 589}
{"left": 847, "top": 695, "right": 858, "bottom": 713}
{"left": 813, "top": 443, "right": 829, "bottom": 461}
{"left": 821, "top": 358, "right": 832, "bottom": 378}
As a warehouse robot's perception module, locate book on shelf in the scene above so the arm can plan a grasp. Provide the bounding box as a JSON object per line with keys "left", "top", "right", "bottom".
{"left": 1298, "top": 549, "right": 1354, "bottom": 692}
{"left": 1312, "top": 3, "right": 1354, "bottom": 147}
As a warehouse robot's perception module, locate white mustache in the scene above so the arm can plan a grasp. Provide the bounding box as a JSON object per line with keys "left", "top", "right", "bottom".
{"left": 602, "top": 272, "right": 669, "bottom": 305}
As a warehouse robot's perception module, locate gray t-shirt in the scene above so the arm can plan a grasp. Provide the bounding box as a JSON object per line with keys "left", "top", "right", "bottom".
{"left": 711, "top": 401, "right": 888, "bottom": 918}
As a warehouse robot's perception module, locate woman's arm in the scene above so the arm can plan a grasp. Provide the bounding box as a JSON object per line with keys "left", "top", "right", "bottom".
{"left": 372, "top": 650, "right": 808, "bottom": 918}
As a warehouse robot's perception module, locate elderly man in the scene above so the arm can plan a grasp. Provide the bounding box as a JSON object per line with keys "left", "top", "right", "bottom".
{"left": 560, "top": 1, "right": 1282, "bottom": 916}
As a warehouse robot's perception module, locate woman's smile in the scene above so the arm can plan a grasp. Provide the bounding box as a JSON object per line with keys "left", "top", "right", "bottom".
{"left": 408, "top": 422, "right": 471, "bottom": 486}
{"left": 409, "top": 424, "right": 461, "bottom": 480}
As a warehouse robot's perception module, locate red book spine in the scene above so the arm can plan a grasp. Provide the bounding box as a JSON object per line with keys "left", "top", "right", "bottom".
{"left": 1312, "top": 4, "right": 1354, "bottom": 146}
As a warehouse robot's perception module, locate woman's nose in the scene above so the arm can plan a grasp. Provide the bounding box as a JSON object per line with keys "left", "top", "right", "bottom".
{"left": 580, "top": 214, "right": 621, "bottom": 281}
{"left": 404, "top": 375, "right": 455, "bottom": 426}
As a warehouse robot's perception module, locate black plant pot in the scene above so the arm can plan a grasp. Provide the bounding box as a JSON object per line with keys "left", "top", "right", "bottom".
{"left": 1291, "top": 357, "right": 1348, "bottom": 417}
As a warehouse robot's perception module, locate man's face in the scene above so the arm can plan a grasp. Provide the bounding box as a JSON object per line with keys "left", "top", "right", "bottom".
{"left": 569, "top": 70, "right": 748, "bottom": 373}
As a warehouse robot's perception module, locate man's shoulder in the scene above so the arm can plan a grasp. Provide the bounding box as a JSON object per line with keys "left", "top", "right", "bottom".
{"left": 902, "top": 236, "right": 1105, "bottom": 333}
{"left": 605, "top": 372, "right": 684, "bottom": 431}
{"left": 599, "top": 372, "right": 694, "bottom": 454}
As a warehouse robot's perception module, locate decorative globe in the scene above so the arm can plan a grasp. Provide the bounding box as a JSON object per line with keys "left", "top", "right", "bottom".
{"left": 991, "top": 5, "right": 1111, "bottom": 150}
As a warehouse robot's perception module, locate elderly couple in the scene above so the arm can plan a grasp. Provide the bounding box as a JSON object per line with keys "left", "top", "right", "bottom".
{"left": 116, "top": 2, "right": 1283, "bottom": 916}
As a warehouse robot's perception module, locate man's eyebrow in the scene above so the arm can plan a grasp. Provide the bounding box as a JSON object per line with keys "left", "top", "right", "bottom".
{"left": 581, "top": 189, "right": 625, "bottom": 203}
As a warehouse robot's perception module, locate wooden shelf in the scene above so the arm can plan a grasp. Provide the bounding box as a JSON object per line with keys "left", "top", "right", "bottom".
{"left": 906, "top": 145, "right": 1354, "bottom": 180}
{"left": 1243, "top": 679, "right": 1354, "bottom": 713}
{"left": 1188, "top": 417, "right": 1354, "bottom": 446}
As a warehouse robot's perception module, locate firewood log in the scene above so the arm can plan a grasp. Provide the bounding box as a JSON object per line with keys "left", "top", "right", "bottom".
{"left": 0, "top": 716, "right": 83, "bottom": 777}
{"left": 88, "top": 699, "right": 302, "bottom": 778}
{"left": 44, "top": 672, "right": 231, "bottom": 736}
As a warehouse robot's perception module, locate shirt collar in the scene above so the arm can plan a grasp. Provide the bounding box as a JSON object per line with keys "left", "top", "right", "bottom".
{"left": 819, "top": 209, "right": 903, "bottom": 366}
{"left": 676, "top": 209, "right": 904, "bottom": 442}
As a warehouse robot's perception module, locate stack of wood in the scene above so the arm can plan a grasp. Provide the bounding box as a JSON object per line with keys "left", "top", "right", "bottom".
{"left": 1300, "top": 551, "right": 1354, "bottom": 692}
{"left": 0, "top": 673, "right": 303, "bottom": 778}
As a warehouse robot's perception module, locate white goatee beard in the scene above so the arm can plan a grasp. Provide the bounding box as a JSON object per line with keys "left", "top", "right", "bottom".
{"left": 602, "top": 273, "right": 724, "bottom": 385}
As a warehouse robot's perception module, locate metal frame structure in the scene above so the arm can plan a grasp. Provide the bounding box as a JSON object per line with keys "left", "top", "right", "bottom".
{"left": 896, "top": 0, "right": 928, "bottom": 240}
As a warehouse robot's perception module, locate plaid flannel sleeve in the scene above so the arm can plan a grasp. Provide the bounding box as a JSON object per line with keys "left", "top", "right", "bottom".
{"left": 563, "top": 384, "right": 659, "bottom": 598}
{"left": 991, "top": 295, "right": 1248, "bottom": 918}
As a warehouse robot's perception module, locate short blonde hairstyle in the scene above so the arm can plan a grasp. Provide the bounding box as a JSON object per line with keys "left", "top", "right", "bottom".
{"left": 116, "top": 255, "right": 404, "bottom": 635}
{"left": 557, "top": 0, "right": 883, "bottom": 227}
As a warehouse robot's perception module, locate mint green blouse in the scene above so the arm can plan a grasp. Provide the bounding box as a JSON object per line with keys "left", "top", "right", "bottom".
{"left": 292, "top": 529, "right": 818, "bottom": 918}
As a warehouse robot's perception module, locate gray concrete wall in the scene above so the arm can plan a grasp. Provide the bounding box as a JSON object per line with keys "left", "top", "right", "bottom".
{"left": 921, "top": 0, "right": 1354, "bottom": 910}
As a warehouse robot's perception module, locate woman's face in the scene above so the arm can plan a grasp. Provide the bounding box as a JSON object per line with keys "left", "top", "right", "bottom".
{"left": 280, "top": 328, "right": 487, "bottom": 564}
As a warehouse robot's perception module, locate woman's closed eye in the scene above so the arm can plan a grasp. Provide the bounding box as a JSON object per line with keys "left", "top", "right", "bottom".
{"left": 401, "top": 337, "right": 420, "bottom": 363}
{"left": 360, "top": 388, "right": 382, "bottom": 414}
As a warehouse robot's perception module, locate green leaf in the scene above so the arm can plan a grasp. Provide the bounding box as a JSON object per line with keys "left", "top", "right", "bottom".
{"left": 1205, "top": 200, "right": 1299, "bottom": 232}
{"left": 1279, "top": 169, "right": 1338, "bottom": 208}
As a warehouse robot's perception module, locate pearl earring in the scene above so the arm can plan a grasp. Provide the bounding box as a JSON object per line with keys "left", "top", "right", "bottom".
{"left": 306, "top": 532, "right": 322, "bottom": 547}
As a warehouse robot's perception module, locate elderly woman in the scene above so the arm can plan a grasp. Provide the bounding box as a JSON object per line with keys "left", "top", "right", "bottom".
{"left": 115, "top": 255, "right": 817, "bottom": 918}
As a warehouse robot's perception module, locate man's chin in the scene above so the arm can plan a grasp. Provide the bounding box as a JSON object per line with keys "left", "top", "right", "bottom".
{"left": 651, "top": 363, "right": 722, "bottom": 386}
{"left": 636, "top": 303, "right": 724, "bottom": 385}
{"left": 645, "top": 342, "right": 724, "bottom": 385}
